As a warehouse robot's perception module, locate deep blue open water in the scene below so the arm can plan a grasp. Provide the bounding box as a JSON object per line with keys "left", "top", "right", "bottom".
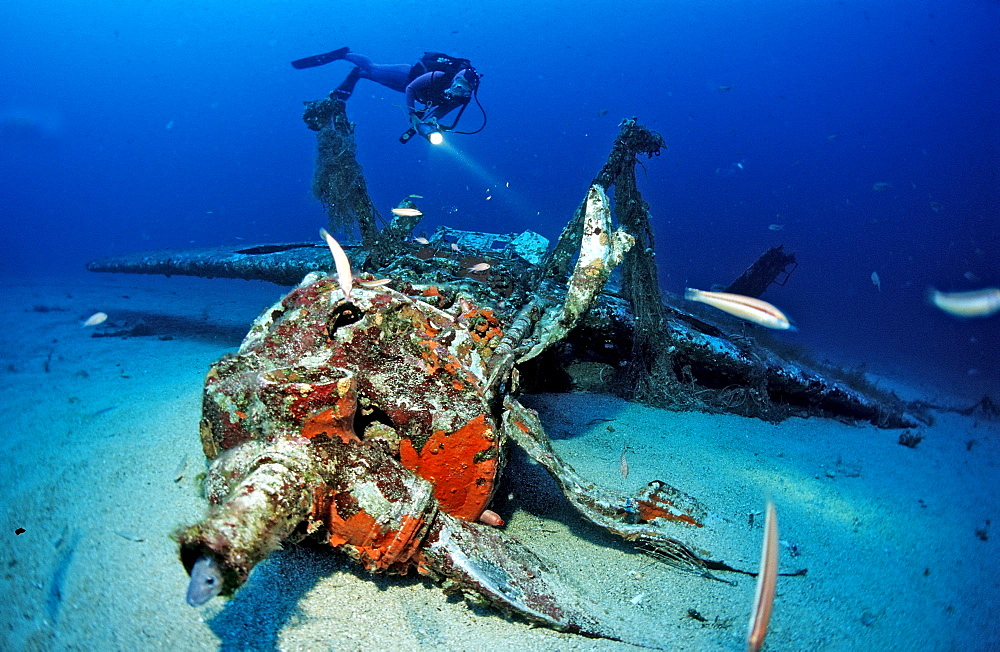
{"left": 4, "top": 1, "right": 997, "bottom": 393}
{"left": 3, "top": 0, "right": 998, "bottom": 391}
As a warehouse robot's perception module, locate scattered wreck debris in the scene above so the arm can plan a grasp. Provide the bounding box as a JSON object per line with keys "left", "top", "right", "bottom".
{"left": 723, "top": 245, "right": 799, "bottom": 298}
{"left": 959, "top": 394, "right": 1000, "bottom": 420}
{"left": 724, "top": 245, "right": 798, "bottom": 299}
{"left": 556, "top": 294, "right": 921, "bottom": 428}
{"left": 903, "top": 393, "right": 998, "bottom": 423}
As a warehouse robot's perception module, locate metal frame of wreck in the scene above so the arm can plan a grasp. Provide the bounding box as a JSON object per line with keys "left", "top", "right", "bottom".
{"left": 82, "top": 98, "right": 936, "bottom": 644}
{"left": 88, "top": 97, "right": 923, "bottom": 431}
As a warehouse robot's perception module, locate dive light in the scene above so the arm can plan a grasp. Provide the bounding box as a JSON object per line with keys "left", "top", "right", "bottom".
{"left": 417, "top": 121, "right": 444, "bottom": 145}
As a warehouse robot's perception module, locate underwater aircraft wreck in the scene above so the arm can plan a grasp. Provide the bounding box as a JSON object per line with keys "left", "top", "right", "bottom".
{"left": 86, "top": 98, "right": 924, "bottom": 643}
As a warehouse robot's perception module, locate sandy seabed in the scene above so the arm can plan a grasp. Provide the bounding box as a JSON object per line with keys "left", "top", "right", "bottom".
{"left": 1, "top": 274, "right": 997, "bottom": 651}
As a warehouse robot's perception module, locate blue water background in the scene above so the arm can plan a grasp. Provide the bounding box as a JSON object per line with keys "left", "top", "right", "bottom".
{"left": 2, "top": 0, "right": 997, "bottom": 392}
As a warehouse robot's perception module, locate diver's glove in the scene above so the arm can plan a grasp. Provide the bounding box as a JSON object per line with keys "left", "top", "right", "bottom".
{"left": 409, "top": 112, "right": 440, "bottom": 130}
{"left": 402, "top": 113, "right": 440, "bottom": 144}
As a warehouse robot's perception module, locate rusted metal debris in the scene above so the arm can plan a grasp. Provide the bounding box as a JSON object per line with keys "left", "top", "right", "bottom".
{"left": 82, "top": 112, "right": 931, "bottom": 641}
{"left": 563, "top": 293, "right": 922, "bottom": 429}
{"left": 86, "top": 242, "right": 334, "bottom": 286}
{"left": 724, "top": 245, "right": 798, "bottom": 299}
{"left": 85, "top": 119, "right": 921, "bottom": 430}
{"left": 177, "top": 186, "right": 685, "bottom": 645}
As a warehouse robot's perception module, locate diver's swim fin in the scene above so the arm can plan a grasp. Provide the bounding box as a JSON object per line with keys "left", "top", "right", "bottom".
{"left": 291, "top": 46, "right": 349, "bottom": 69}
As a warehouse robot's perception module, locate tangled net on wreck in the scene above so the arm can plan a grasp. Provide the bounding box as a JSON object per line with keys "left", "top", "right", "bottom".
{"left": 304, "top": 97, "right": 381, "bottom": 246}
{"left": 530, "top": 119, "right": 921, "bottom": 427}
{"left": 539, "top": 120, "right": 756, "bottom": 415}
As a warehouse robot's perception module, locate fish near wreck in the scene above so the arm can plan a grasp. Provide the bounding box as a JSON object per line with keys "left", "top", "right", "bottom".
{"left": 684, "top": 288, "right": 794, "bottom": 330}
{"left": 929, "top": 287, "right": 1000, "bottom": 318}
{"left": 177, "top": 185, "right": 710, "bottom": 642}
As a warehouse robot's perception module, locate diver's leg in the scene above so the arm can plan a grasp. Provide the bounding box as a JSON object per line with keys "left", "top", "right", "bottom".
{"left": 363, "top": 65, "right": 413, "bottom": 93}
{"left": 343, "top": 54, "right": 412, "bottom": 93}
{"left": 333, "top": 67, "right": 362, "bottom": 100}
{"left": 343, "top": 53, "right": 375, "bottom": 70}
{"left": 332, "top": 53, "right": 375, "bottom": 100}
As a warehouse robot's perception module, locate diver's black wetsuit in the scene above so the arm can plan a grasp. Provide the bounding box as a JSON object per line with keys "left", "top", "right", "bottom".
{"left": 291, "top": 48, "right": 480, "bottom": 141}
{"left": 337, "top": 53, "right": 412, "bottom": 94}
{"left": 335, "top": 53, "right": 472, "bottom": 124}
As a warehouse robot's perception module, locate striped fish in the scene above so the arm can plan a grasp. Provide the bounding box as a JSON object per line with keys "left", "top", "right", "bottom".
{"left": 685, "top": 288, "right": 793, "bottom": 330}
{"left": 747, "top": 501, "right": 779, "bottom": 652}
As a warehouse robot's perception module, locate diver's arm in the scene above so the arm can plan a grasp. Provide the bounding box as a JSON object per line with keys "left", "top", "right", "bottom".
{"left": 405, "top": 71, "right": 447, "bottom": 110}
{"left": 427, "top": 99, "right": 468, "bottom": 123}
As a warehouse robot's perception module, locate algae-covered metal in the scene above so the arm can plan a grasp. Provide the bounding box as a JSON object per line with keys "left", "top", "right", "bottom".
{"left": 178, "top": 186, "right": 709, "bottom": 642}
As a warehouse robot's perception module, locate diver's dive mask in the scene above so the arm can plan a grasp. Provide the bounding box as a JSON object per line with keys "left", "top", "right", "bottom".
{"left": 445, "top": 71, "right": 474, "bottom": 100}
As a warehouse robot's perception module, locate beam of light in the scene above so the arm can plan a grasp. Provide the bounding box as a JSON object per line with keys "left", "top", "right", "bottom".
{"left": 429, "top": 140, "right": 541, "bottom": 225}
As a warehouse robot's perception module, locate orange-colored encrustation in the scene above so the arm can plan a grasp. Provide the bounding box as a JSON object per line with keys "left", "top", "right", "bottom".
{"left": 398, "top": 414, "right": 498, "bottom": 521}
{"left": 637, "top": 496, "right": 704, "bottom": 527}
{"left": 321, "top": 497, "right": 425, "bottom": 570}
{"left": 300, "top": 382, "right": 361, "bottom": 444}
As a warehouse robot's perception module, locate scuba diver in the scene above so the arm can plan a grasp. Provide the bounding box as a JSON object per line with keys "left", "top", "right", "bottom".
{"left": 291, "top": 47, "right": 486, "bottom": 144}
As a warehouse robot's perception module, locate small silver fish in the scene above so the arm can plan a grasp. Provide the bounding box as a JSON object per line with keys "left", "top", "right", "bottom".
{"left": 173, "top": 454, "right": 188, "bottom": 483}
{"left": 451, "top": 243, "right": 462, "bottom": 253}
{"left": 468, "top": 263, "right": 491, "bottom": 273}
{"left": 768, "top": 224, "right": 783, "bottom": 231}
{"left": 871, "top": 271, "right": 881, "bottom": 292}
{"left": 413, "top": 236, "right": 430, "bottom": 245}
{"left": 357, "top": 278, "right": 393, "bottom": 288}
{"left": 319, "top": 228, "right": 353, "bottom": 302}
{"left": 391, "top": 207, "right": 423, "bottom": 217}
{"left": 619, "top": 445, "right": 629, "bottom": 479}
{"left": 872, "top": 182, "right": 891, "bottom": 191}
{"left": 114, "top": 531, "right": 145, "bottom": 543}
{"left": 82, "top": 312, "right": 107, "bottom": 327}
{"left": 929, "top": 287, "right": 1000, "bottom": 318}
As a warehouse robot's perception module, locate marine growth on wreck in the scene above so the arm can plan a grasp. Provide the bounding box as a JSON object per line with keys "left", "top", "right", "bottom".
{"left": 74, "top": 104, "right": 923, "bottom": 642}
{"left": 177, "top": 185, "right": 723, "bottom": 642}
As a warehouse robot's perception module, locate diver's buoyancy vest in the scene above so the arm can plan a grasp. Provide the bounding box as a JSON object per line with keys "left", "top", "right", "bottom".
{"left": 407, "top": 52, "right": 475, "bottom": 86}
